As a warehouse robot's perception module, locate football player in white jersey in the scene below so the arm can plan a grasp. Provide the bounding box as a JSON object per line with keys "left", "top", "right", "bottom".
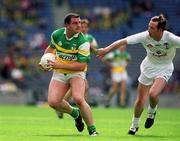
{"left": 97, "top": 14, "right": 180, "bottom": 135}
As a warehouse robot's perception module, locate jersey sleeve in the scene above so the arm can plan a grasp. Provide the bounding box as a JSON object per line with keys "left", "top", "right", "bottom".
{"left": 167, "top": 31, "right": 180, "bottom": 48}
{"left": 91, "top": 38, "right": 98, "bottom": 48}
{"left": 49, "top": 32, "right": 56, "bottom": 49}
{"left": 77, "top": 42, "right": 90, "bottom": 62}
{"left": 126, "top": 31, "right": 148, "bottom": 45}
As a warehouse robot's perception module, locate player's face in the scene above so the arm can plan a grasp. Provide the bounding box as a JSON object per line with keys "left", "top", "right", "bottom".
{"left": 81, "top": 23, "right": 89, "bottom": 34}
{"left": 148, "top": 20, "right": 161, "bottom": 38}
{"left": 67, "top": 17, "right": 81, "bottom": 34}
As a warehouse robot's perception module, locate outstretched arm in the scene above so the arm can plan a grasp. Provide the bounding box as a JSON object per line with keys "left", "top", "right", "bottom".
{"left": 97, "top": 38, "right": 127, "bottom": 58}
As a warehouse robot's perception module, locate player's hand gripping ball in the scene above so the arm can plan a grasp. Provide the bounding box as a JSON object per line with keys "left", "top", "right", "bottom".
{"left": 39, "top": 53, "right": 55, "bottom": 71}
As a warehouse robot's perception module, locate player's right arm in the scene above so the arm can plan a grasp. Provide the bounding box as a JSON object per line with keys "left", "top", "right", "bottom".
{"left": 39, "top": 46, "right": 56, "bottom": 72}
{"left": 97, "top": 31, "right": 147, "bottom": 58}
{"left": 39, "top": 46, "right": 55, "bottom": 72}
{"left": 44, "top": 46, "right": 56, "bottom": 54}
{"left": 39, "top": 29, "right": 59, "bottom": 71}
{"left": 97, "top": 38, "right": 127, "bottom": 58}
{"left": 44, "top": 30, "right": 58, "bottom": 54}
{"left": 39, "top": 44, "right": 55, "bottom": 71}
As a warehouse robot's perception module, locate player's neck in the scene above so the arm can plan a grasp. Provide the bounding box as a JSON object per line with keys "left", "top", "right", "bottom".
{"left": 66, "top": 31, "right": 73, "bottom": 38}
{"left": 151, "top": 32, "right": 163, "bottom": 42}
{"left": 66, "top": 30, "right": 77, "bottom": 38}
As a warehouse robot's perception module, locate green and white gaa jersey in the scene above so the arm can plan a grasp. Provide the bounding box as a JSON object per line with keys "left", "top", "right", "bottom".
{"left": 84, "top": 33, "right": 98, "bottom": 48}
{"left": 126, "top": 30, "right": 180, "bottom": 65}
{"left": 84, "top": 34, "right": 94, "bottom": 43}
{"left": 104, "top": 50, "right": 131, "bottom": 73}
{"left": 50, "top": 28, "right": 90, "bottom": 73}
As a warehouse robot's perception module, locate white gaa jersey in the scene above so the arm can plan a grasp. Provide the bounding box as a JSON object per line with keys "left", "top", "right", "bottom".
{"left": 126, "top": 31, "right": 180, "bottom": 78}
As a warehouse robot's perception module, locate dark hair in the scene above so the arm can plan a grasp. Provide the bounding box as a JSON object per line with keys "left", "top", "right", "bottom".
{"left": 151, "top": 14, "right": 167, "bottom": 31}
{"left": 64, "top": 13, "right": 80, "bottom": 24}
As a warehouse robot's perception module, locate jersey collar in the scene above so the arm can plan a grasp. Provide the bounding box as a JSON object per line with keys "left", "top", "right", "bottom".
{"left": 64, "top": 28, "right": 79, "bottom": 40}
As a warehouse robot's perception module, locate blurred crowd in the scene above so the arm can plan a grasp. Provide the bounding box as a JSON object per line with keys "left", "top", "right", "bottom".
{"left": 68, "top": 0, "right": 153, "bottom": 30}
{"left": 0, "top": 0, "right": 51, "bottom": 104}
{"left": 0, "top": 0, "right": 180, "bottom": 106}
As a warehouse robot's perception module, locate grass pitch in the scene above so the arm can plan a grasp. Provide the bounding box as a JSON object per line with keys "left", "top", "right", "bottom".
{"left": 0, "top": 105, "right": 180, "bottom": 141}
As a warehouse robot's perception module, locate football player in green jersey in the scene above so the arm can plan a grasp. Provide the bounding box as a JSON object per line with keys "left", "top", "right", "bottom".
{"left": 56, "top": 19, "right": 99, "bottom": 118}
{"left": 81, "top": 19, "right": 98, "bottom": 54}
{"left": 39, "top": 13, "right": 98, "bottom": 136}
{"left": 103, "top": 45, "right": 131, "bottom": 107}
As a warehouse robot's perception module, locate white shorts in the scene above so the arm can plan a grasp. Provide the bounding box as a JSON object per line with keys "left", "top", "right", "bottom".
{"left": 52, "top": 71, "right": 86, "bottom": 84}
{"left": 138, "top": 58, "right": 174, "bottom": 86}
{"left": 111, "top": 71, "right": 128, "bottom": 83}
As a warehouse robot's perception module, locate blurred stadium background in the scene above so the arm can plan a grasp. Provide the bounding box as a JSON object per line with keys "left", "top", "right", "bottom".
{"left": 0, "top": 0, "right": 180, "bottom": 107}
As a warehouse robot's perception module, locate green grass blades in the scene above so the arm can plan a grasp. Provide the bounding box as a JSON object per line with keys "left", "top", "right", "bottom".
{"left": 0, "top": 105, "right": 180, "bottom": 141}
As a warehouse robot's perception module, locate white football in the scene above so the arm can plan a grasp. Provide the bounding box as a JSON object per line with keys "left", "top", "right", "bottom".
{"left": 39, "top": 53, "right": 55, "bottom": 69}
